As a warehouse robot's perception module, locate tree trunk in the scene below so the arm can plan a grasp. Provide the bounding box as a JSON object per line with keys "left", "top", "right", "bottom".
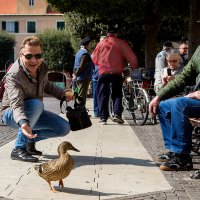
{"left": 188, "top": 0, "right": 200, "bottom": 57}
{"left": 143, "top": 0, "right": 160, "bottom": 68}
{"left": 144, "top": 24, "right": 158, "bottom": 68}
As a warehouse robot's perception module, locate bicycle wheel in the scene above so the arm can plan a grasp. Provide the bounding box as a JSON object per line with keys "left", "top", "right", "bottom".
{"left": 130, "top": 87, "right": 149, "bottom": 126}
{"left": 192, "top": 126, "right": 200, "bottom": 155}
{"left": 122, "top": 84, "right": 130, "bottom": 112}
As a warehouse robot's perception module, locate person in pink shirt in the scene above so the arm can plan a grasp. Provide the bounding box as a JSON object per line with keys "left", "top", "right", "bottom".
{"left": 92, "top": 25, "right": 138, "bottom": 124}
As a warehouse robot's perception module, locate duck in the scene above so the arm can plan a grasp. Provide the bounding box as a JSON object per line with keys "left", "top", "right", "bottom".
{"left": 34, "top": 141, "right": 80, "bottom": 192}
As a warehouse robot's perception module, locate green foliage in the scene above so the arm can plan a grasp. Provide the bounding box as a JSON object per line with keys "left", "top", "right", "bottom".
{"left": 0, "top": 31, "right": 15, "bottom": 70}
{"left": 47, "top": 0, "right": 190, "bottom": 67}
{"left": 48, "top": 0, "right": 189, "bottom": 41}
{"left": 37, "top": 29, "right": 75, "bottom": 73}
{"left": 64, "top": 11, "right": 107, "bottom": 52}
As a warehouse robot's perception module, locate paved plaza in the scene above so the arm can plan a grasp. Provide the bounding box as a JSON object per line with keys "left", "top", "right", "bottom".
{"left": 0, "top": 97, "right": 200, "bottom": 200}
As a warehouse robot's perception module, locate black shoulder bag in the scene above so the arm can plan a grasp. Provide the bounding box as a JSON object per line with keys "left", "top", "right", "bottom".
{"left": 60, "top": 95, "right": 92, "bottom": 131}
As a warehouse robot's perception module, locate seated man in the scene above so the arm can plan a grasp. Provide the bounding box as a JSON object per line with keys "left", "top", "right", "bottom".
{"left": 154, "top": 50, "right": 184, "bottom": 93}
{"left": 179, "top": 43, "right": 189, "bottom": 66}
{"left": 149, "top": 45, "right": 200, "bottom": 171}
{"left": 154, "top": 41, "right": 173, "bottom": 86}
{"left": 0, "top": 36, "right": 72, "bottom": 163}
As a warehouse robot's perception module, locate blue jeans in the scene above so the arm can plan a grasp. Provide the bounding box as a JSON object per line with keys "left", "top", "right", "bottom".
{"left": 2, "top": 99, "right": 70, "bottom": 149}
{"left": 158, "top": 97, "right": 200, "bottom": 154}
{"left": 92, "top": 80, "right": 99, "bottom": 116}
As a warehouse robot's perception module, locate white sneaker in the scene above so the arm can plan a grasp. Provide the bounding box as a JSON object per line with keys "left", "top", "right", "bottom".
{"left": 113, "top": 115, "right": 124, "bottom": 124}
{"left": 99, "top": 119, "right": 107, "bottom": 125}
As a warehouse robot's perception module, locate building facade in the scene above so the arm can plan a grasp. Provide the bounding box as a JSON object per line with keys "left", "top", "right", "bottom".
{"left": 0, "top": 0, "right": 64, "bottom": 61}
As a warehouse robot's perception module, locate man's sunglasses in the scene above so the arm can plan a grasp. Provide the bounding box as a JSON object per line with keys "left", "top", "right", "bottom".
{"left": 22, "top": 53, "right": 42, "bottom": 60}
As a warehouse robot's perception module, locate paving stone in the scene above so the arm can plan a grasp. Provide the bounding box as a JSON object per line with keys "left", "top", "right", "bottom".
{"left": 1, "top": 98, "right": 200, "bottom": 200}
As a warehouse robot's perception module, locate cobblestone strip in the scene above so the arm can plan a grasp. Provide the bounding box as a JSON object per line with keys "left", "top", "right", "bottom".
{"left": 0, "top": 126, "right": 17, "bottom": 147}
{"left": 112, "top": 115, "right": 200, "bottom": 200}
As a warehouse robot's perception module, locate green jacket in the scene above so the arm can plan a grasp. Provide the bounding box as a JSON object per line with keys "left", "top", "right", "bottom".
{"left": 157, "top": 46, "right": 200, "bottom": 100}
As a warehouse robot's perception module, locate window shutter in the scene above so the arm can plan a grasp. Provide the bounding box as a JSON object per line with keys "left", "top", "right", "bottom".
{"left": 2, "top": 21, "right": 6, "bottom": 30}
{"left": 15, "top": 21, "right": 19, "bottom": 33}
{"left": 57, "top": 22, "right": 65, "bottom": 30}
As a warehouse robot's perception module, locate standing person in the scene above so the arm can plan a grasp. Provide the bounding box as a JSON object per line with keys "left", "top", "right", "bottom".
{"left": 154, "top": 50, "right": 184, "bottom": 93}
{"left": 179, "top": 43, "right": 189, "bottom": 66}
{"left": 0, "top": 36, "right": 72, "bottom": 163}
{"left": 149, "top": 45, "right": 200, "bottom": 171}
{"left": 154, "top": 41, "right": 173, "bottom": 87}
{"left": 73, "top": 36, "right": 95, "bottom": 106}
{"left": 92, "top": 36, "right": 106, "bottom": 118}
{"left": 92, "top": 25, "right": 138, "bottom": 125}
{"left": 92, "top": 64, "right": 100, "bottom": 117}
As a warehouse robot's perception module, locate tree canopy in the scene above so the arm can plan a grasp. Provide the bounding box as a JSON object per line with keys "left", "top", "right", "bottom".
{"left": 48, "top": 0, "right": 190, "bottom": 67}
{"left": 0, "top": 31, "right": 15, "bottom": 71}
{"left": 37, "top": 29, "right": 74, "bottom": 73}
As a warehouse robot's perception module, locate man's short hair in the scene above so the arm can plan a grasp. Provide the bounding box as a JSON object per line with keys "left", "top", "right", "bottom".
{"left": 163, "top": 40, "right": 173, "bottom": 48}
{"left": 20, "top": 36, "right": 42, "bottom": 50}
{"left": 80, "top": 36, "right": 91, "bottom": 46}
{"left": 108, "top": 24, "right": 118, "bottom": 33}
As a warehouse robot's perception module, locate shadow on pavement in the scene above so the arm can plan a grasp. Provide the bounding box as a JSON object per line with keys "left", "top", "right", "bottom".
{"left": 41, "top": 155, "right": 156, "bottom": 168}
{"left": 53, "top": 186, "right": 125, "bottom": 196}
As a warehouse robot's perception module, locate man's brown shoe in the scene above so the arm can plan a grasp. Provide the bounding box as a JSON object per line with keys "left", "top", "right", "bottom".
{"left": 160, "top": 154, "right": 193, "bottom": 171}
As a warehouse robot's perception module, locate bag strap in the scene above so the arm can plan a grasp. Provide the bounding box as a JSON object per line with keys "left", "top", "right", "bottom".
{"left": 60, "top": 96, "right": 66, "bottom": 114}
{"left": 60, "top": 80, "right": 76, "bottom": 114}
{"left": 60, "top": 94, "right": 85, "bottom": 114}
{"left": 70, "top": 80, "right": 79, "bottom": 94}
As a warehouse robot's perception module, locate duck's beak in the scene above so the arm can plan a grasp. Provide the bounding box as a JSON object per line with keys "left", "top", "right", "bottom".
{"left": 71, "top": 145, "right": 80, "bottom": 152}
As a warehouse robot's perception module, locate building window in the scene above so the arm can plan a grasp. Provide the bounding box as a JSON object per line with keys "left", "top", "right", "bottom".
{"left": 57, "top": 21, "right": 65, "bottom": 30}
{"left": 29, "top": 0, "right": 34, "bottom": 6}
{"left": 2, "top": 21, "right": 19, "bottom": 33}
{"left": 27, "top": 21, "right": 36, "bottom": 33}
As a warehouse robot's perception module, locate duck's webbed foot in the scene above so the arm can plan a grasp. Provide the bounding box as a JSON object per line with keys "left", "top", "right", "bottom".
{"left": 59, "top": 179, "right": 64, "bottom": 188}
{"left": 48, "top": 181, "right": 59, "bottom": 192}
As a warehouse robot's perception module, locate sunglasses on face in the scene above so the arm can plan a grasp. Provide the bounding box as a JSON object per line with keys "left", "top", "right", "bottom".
{"left": 21, "top": 53, "right": 42, "bottom": 60}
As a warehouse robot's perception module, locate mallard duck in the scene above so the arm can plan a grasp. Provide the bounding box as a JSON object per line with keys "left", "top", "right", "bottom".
{"left": 34, "top": 141, "right": 80, "bottom": 192}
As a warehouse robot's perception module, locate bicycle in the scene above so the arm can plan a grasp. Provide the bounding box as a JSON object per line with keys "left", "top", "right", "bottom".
{"left": 109, "top": 67, "right": 155, "bottom": 126}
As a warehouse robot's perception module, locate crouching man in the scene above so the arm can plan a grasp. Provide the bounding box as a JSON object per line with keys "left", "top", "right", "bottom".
{"left": 0, "top": 36, "right": 72, "bottom": 162}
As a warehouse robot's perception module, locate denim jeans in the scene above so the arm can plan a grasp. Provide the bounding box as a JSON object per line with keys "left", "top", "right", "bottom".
{"left": 158, "top": 97, "right": 200, "bottom": 154}
{"left": 2, "top": 99, "right": 70, "bottom": 149}
{"left": 92, "top": 80, "right": 99, "bottom": 116}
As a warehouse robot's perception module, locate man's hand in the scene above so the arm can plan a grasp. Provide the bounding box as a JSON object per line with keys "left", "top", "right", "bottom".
{"left": 162, "top": 76, "right": 168, "bottom": 85}
{"left": 72, "top": 73, "right": 77, "bottom": 80}
{"left": 166, "top": 75, "right": 175, "bottom": 82}
{"left": 186, "top": 91, "right": 200, "bottom": 100}
{"left": 63, "top": 89, "right": 74, "bottom": 102}
{"left": 21, "top": 124, "right": 37, "bottom": 139}
{"left": 149, "top": 96, "right": 160, "bottom": 116}
{"left": 163, "top": 75, "right": 174, "bottom": 85}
